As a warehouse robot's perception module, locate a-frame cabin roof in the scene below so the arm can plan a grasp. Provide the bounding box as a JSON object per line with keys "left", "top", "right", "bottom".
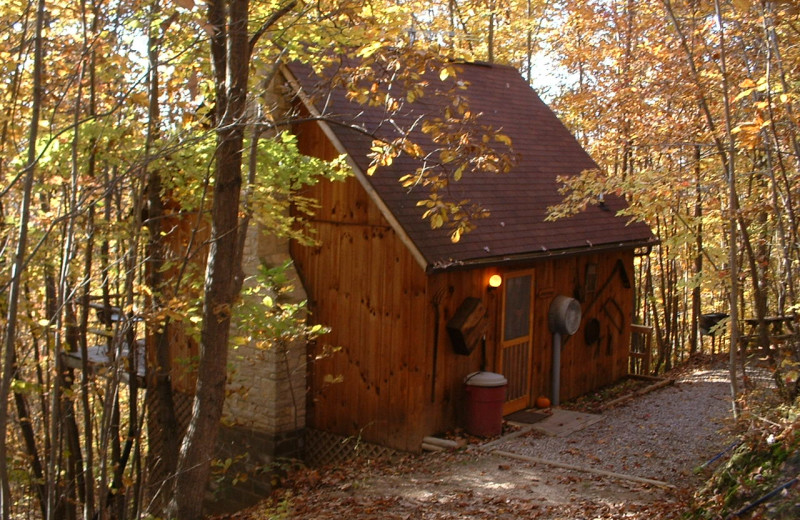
{"left": 283, "top": 59, "right": 655, "bottom": 272}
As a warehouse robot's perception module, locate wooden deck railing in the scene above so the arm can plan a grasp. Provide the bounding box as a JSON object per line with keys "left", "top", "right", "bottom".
{"left": 629, "top": 324, "right": 653, "bottom": 376}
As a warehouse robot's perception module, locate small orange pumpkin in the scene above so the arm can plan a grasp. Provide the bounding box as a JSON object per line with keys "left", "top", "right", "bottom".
{"left": 536, "top": 396, "right": 551, "bottom": 409}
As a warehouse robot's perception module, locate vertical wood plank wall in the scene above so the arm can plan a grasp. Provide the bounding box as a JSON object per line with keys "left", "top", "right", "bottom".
{"left": 424, "top": 252, "right": 635, "bottom": 440}
{"left": 291, "top": 184, "right": 431, "bottom": 451}
{"left": 148, "top": 205, "right": 210, "bottom": 394}
{"left": 292, "top": 119, "right": 636, "bottom": 452}
{"left": 525, "top": 251, "right": 634, "bottom": 403}
{"left": 292, "top": 119, "right": 432, "bottom": 451}
{"left": 423, "top": 270, "right": 501, "bottom": 438}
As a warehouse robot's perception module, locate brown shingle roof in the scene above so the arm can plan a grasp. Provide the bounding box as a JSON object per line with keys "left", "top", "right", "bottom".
{"left": 285, "top": 60, "right": 655, "bottom": 272}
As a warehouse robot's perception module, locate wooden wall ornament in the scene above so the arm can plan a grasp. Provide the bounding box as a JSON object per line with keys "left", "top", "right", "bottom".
{"left": 447, "top": 297, "right": 488, "bottom": 355}
{"left": 603, "top": 298, "right": 624, "bottom": 332}
{"left": 430, "top": 288, "right": 446, "bottom": 403}
{"left": 537, "top": 287, "right": 555, "bottom": 300}
{"left": 584, "top": 317, "right": 601, "bottom": 344}
{"left": 583, "top": 258, "right": 632, "bottom": 314}
{"left": 583, "top": 263, "right": 597, "bottom": 302}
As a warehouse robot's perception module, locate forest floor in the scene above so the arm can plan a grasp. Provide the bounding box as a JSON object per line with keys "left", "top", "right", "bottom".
{"left": 217, "top": 356, "right": 785, "bottom": 519}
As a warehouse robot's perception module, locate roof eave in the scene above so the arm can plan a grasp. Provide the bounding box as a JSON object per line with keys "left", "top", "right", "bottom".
{"left": 426, "top": 237, "right": 659, "bottom": 274}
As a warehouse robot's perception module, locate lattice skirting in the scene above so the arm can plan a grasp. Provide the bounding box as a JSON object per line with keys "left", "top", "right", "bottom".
{"left": 304, "top": 428, "right": 398, "bottom": 467}
{"left": 144, "top": 389, "right": 194, "bottom": 509}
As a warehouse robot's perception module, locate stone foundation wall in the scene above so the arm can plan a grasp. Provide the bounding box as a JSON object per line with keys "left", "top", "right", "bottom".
{"left": 223, "top": 223, "right": 308, "bottom": 436}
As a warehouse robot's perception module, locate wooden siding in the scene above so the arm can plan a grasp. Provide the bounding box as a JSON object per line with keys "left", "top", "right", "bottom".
{"left": 421, "top": 251, "right": 634, "bottom": 441}
{"left": 293, "top": 120, "right": 428, "bottom": 451}
{"left": 422, "top": 269, "right": 501, "bottom": 438}
{"left": 292, "top": 212, "right": 430, "bottom": 452}
{"left": 523, "top": 251, "right": 634, "bottom": 403}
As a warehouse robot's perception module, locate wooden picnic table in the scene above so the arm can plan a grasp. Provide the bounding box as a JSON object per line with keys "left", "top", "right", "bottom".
{"left": 741, "top": 315, "right": 796, "bottom": 350}
{"left": 743, "top": 314, "right": 796, "bottom": 335}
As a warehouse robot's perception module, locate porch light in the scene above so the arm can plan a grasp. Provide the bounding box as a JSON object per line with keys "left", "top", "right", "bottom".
{"left": 488, "top": 275, "right": 502, "bottom": 289}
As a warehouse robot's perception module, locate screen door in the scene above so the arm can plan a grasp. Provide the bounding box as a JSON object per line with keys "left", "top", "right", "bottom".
{"left": 499, "top": 270, "right": 535, "bottom": 414}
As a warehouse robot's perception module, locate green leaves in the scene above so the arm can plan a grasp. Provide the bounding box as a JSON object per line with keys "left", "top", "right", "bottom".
{"left": 10, "top": 379, "right": 42, "bottom": 395}
{"left": 234, "top": 260, "right": 330, "bottom": 351}
{"left": 242, "top": 130, "right": 351, "bottom": 245}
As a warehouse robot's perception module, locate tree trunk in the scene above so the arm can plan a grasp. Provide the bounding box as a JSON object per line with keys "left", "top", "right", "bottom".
{"left": 714, "top": 0, "right": 740, "bottom": 419}
{"left": 691, "top": 145, "right": 702, "bottom": 355}
{"left": 170, "top": 0, "right": 249, "bottom": 517}
{"left": 760, "top": 3, "right": 798, "bottom": 311}
{"left": 63, "top": 300, "right": 87, "bottom": 520}
{"left": 0, "top": 0, "right": 45, "bottom": 514}
{"left": 11, "top": 341, "right": 47, "bottom": 518}
{"left": 143, "top": 2, "right": 181, "bottom": 510}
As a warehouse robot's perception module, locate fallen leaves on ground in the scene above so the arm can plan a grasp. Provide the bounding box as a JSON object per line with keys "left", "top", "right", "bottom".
{"left": 212, "top": 450, "right": 692, "bottom": 520}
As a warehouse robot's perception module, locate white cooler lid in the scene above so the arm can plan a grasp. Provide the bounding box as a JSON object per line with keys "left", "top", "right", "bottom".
{"left": 464, "top": 371, "right": 507, "bottom": 387}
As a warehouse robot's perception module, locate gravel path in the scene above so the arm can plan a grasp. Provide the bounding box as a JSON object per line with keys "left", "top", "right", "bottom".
{"left": 235, "top": 363, "right": 771, "bottom": 519}
{"left": 490, "top": 367, "right": 739, "bottom": 484}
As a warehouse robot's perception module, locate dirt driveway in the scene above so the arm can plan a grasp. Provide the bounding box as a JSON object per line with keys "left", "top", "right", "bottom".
{"left": 228, "top": 362, "right": 742, "bottom": 519}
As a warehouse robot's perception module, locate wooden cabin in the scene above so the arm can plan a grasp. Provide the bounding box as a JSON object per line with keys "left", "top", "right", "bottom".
{"left": 283, "top": 61, "right": 655, "bottom": 453}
